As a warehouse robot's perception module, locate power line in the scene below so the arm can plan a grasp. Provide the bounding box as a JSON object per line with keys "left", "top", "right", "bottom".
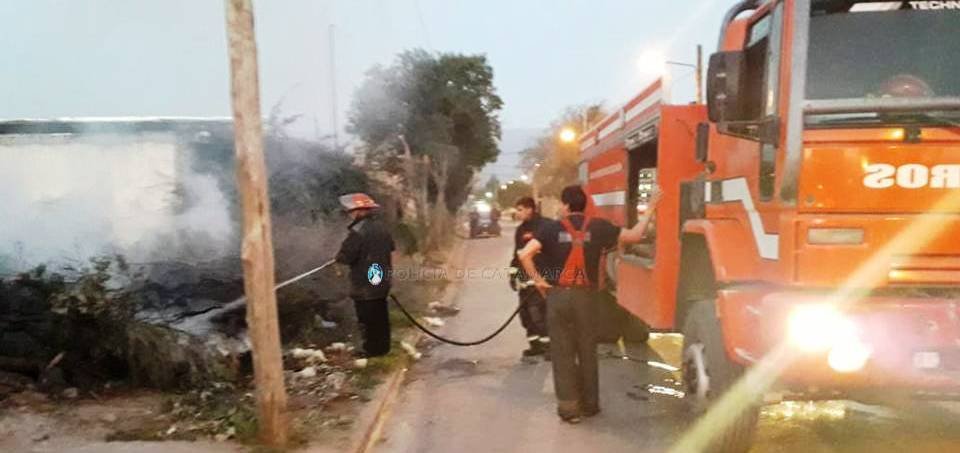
{"left": 413, "top": 0, "right": 433, "bottom": 50}
{"left": 329, "top": 24, "right": 339, "bottom": 149}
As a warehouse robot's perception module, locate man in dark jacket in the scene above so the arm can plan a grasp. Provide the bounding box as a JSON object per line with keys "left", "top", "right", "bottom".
{"left": 336, "top": 193, "right": 396, "bottom": 358}
{"left": 518, "top": 185, "right": 660, "bottom": 423}
{"left": 510, "top": 196, "right": 550, "bottom": 358}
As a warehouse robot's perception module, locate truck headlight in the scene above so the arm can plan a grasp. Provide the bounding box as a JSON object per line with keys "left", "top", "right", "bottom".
{"left": 828, "top": 339, "right": 871, "bottom": 373}
{"left": 787, "top": 304, "right": 857, "bottom": 352}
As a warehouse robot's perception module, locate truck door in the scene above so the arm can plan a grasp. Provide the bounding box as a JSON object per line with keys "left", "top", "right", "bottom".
{"left": 617, "top": 130, "right": 660, "bottom": 323}
{"left": 718, "top": 2, "right": 785, "bottom": 262}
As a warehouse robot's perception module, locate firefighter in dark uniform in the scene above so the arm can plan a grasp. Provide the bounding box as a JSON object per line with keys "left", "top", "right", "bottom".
{"left": 336, "top": 193, "right": 396, "bottom": 358}
{"left": 509, "top": 196, "right": 550, "bottom": 358}
{"left": 518, "top": 185, "right": 660, "bottom": 423}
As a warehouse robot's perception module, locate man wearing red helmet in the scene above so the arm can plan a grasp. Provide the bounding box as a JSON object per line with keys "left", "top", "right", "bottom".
{"left": 336, "top": 193, "right": 396, "bottom": 358}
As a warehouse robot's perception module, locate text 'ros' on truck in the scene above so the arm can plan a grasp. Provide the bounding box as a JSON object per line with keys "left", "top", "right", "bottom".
{"left": 578, "top": 0, "right": 960, "bottom": 450}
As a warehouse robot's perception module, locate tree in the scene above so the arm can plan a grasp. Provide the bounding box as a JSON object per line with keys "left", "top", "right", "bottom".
{"left": 479, "top": 175, "right": 501, "bottom": 198}
{"left": 348, "top": 50, "right": 503, "bottom": 243}
{"left": 496, "top": 180, "right": 532, "bottom": 209}
{"left": 522, "top": 105, "right": 606, "bottom": 199}
{"left": 473, "top": 175, "right": 532, "bottom": 210}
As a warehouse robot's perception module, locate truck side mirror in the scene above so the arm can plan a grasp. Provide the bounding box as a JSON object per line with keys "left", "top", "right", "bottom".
{"left": 707, "top": 51, "right": 745, "bottom": 123}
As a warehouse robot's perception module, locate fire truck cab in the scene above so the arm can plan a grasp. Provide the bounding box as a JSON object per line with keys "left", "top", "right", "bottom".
{"left": 580, "top": 0, "right": 960, "bottom": 450}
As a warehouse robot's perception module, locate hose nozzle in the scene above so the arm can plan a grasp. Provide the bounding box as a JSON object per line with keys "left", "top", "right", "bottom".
{"left": 516, "top": 279, "right": 535, "bottom": 290}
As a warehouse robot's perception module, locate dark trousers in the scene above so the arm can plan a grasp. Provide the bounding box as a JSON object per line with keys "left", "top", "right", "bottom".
{"left": 353, "top": 298, "right": 391, "bottom": 357}
{"left": 546, "top": 287, "right": 598, "bottom": 418}
{"left": 518, "top": 288, "right": 548, "bottom": 340}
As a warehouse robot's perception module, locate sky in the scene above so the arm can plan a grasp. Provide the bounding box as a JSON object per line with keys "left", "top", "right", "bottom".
{"left": 1, "top": 0, "right": 731, "bottom": 180}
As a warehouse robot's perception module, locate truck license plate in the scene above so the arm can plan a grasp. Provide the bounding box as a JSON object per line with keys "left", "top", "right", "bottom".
{"left": 913, "top": 351, "right": 941, "bottom": 370}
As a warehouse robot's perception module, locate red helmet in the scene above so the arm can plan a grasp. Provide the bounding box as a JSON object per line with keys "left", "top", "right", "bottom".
{"left": 339, "top": 193, "right": 380, "bottom": 211}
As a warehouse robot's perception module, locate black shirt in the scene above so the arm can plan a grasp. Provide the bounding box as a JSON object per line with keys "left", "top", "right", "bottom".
{"left": 534, "top": 214, "right": 620, "bottom": 288}
{"left": 511, "top": 214, "right": 549, "bottom": 281}
{"left": 336, "top": 214, "right": 395, "bottom": 300}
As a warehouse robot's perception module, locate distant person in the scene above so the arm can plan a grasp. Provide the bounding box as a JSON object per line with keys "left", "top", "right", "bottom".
{"left": 509, "top": 196, "right": 550, "bottom": 358}
{"left": 336, "top": 193, "right": 396, "bottom": 358}
{"left": 468, "top": 207, "right": 480, "bottom": 236}
{"left": 518, "top": 185, "right": 661, "bottom": 423}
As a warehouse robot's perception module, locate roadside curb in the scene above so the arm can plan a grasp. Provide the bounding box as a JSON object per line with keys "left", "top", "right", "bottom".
{"left": 354, "top": 237, "right": 468, "bottom": 453}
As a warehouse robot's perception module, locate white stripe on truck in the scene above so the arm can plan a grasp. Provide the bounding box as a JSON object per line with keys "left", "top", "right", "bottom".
{"left": 704, "top": 178, "right": 780, "bottom": 260}
{"left": 591, "top": 190, "right": 626, "bottom": 207}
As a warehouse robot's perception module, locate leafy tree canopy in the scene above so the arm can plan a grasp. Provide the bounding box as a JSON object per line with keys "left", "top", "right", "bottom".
{"left": 348, "top": 49, "right": 503, "bottom": 211}
{"left": 522, "top": 104, "right": 606, "bottom": 198}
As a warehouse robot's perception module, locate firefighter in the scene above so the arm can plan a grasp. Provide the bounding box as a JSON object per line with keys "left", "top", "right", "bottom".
{"left": 517, "top": 185, "right": 660, "bottom": 423}
{"left": 336, "top": 193, "right": 396, "bottom": 358}
{"left": 509, "top": 196, "right": 550, "bottom": 358}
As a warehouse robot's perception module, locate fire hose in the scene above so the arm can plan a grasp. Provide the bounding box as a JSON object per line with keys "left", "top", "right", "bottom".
{"left": 389, "top": 288, "right": 535, "bottom": 347}
{"left": 268, "top": 262, "right": 675, "bottom": 366}
{"left": 259, "top": 259, "right": 532, "bottom": 347}
{"left": 262, "top": 262, "right": 680, "bottom": 367}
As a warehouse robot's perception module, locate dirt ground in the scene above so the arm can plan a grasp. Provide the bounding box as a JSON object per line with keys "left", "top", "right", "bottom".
{"left": 0, "top": 391, "right": 237, "bottom": 453}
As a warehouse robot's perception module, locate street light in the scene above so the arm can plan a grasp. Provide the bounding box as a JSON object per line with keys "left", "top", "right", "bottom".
{"left": 637, "top": 46, "right": 704, "bottom": 104}
{"left": 559, "top": 127, "right": 577, "bottom": 143}
{"left": 484, "top": 191, "right": 494, "bottom": 199}
{"left": 638, "top": 49, "right": 696, "bottom": 74}
{"left": 520, "top": 174, "right": 530, "bottom": 182}
{"left": 500, "top": 184, "right": 508, "bottom": 190}
{"left": 637, "top": 49, "right": 670, "bottom": 75}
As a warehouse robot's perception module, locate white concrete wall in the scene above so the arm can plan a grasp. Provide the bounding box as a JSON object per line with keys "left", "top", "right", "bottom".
{"left": 0, "top": 132, "right": 236, "bottom": 272}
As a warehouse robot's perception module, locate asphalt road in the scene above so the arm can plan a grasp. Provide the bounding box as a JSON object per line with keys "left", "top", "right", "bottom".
{"left": 375, "top": 224, "right": 960, "bottom": 453}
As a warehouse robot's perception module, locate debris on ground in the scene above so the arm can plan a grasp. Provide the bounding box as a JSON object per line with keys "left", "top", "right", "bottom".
{"left": 295, "top": 367, "right": 318, "bottom": 379}
{"left": 327, "top": 342, "right": 350, "bottom": 353}
{"left": 214, "top": 426, "right": 236, "bottom": 442}
{"left": 401, "top": 341, "right": 423, "bottom": 360}
{"left": 325, "top": 372, "right": 348, "bottom": 392}
{"left": 0, "top": 234, "right": 456, "bottom": 449}
{"left": 644, "top": 384, "right": 685, "bottom": 399}
{"left": 290, "top": 347, "right": 328, "bottom": 364}
{"left": 428, "top": 301, "right": 461, "bottom": 317}
{"left": 422, "top": 317, "right": 446, "bottom": 328}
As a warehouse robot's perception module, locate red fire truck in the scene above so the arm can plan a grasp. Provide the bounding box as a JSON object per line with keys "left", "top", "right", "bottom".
{"left": 579, "top": 1, "right": 960, "bottom": 450}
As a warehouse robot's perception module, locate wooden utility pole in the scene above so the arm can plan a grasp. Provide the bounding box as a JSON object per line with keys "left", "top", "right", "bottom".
{"left": 224, "top": 0, "right": 289, "bottom": 447}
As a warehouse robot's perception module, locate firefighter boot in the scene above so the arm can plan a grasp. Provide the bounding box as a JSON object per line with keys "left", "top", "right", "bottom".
{"left": 522, "top": 338, "right": 546, "bottom": 357}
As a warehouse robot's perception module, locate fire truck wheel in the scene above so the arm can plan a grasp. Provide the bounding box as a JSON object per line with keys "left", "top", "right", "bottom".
{"left": 681, "top": 299, "right": 758, "bottom": 453}
{"left": 595, "top": 291, "right": 626, "bottom": 344}
{"left": 622, "top": 315, "right": 650, "bottom": 344}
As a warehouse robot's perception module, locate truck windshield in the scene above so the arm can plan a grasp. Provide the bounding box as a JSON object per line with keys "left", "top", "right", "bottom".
{"left": 806, "top": 3, "right": 960, "bottom": 125}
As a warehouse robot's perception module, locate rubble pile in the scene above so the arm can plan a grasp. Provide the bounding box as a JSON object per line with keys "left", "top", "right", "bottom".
{"left": 0, "top": 256, "right": 356, "bottom": 399}
{"left": 119, "top": 342, "right": 386, "bottom": 443}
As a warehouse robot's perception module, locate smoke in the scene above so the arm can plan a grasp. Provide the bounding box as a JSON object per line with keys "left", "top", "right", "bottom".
{"left": 0, "top": 128, "right": 237, "bottom": 273}
{"left": 0, "top": 118, "right": 371, "bottom": 310}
